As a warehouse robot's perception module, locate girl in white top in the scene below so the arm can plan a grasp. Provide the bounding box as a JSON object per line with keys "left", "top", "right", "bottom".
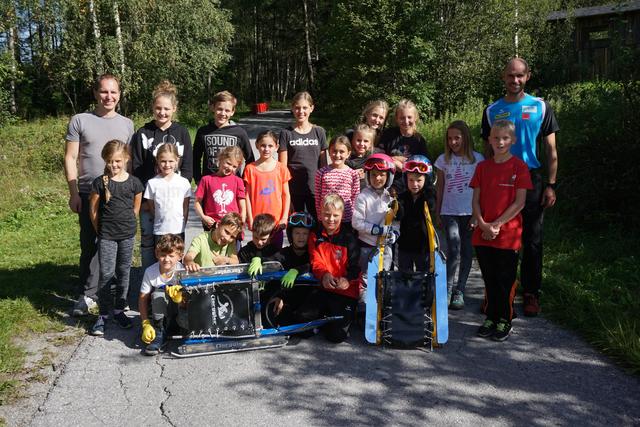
{"left": 143, "top": 143, "right": 192, "bottom": 247}
{"left": 434, "top": 120, "right": 484, "bottom": 310}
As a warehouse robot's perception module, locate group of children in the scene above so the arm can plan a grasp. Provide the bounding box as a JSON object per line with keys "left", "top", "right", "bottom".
{"left": 86, "top": 81, "right": 531, "bottom": 351}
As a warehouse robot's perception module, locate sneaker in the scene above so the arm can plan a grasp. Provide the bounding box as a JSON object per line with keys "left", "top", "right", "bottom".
{"left": 493, "top": 320, "right": 513, "bottom": 341}
{"left": 113, "top": 311, "right": 133, "bottom": 329}
{"left": 450, "top": 291, "right": 465, "bottom": 310}
{"left": 90, "top": 316, "right": 107, "bottom": 336}
{"left": 144, "top": 328, "right": 165, "bottom": 356}
{"left": 477, "top": 319, "right": 496, "bottom": 338}
{"left": 73, "top": 296, "right": 98, "bottom": 317}
{"left": 523, "top": 293, "right": 540, "bottom": 317}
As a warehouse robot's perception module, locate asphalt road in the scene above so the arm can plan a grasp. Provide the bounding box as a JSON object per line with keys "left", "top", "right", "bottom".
{"left": 21, "top": 111, "right": 640, "bottom": 426}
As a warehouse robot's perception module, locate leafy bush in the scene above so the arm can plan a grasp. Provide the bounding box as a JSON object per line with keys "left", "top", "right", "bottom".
{"left": 545, "top": 81, "right": 640, "bottom": 229}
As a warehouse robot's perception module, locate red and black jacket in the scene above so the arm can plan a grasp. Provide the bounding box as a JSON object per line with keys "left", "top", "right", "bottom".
{"left": 308, "top": 225, "right": 361, "bottom": 299}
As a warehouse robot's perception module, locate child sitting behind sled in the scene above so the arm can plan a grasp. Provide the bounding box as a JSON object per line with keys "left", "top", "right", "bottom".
{"left": 184, "top": 212, "right": 242, "bottom": 272}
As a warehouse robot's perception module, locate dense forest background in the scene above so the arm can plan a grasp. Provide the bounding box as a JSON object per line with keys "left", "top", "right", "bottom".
{"left": 1, "top": 0, "right": 636, "bottom": 121}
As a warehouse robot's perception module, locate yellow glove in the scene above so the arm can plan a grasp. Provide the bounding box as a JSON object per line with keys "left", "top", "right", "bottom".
{"left": 166, "top": 284, "right": 183, "bottom": 303}
{"left": 141, "top": 319, "right": 156, "bottom": 344}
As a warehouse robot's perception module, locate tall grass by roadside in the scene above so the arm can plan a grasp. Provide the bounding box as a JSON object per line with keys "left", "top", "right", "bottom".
{"left": 0, "top": 118, "right": 78, "bottom": 403}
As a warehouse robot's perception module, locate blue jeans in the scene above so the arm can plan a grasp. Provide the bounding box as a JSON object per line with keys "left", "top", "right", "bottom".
{"left": 97, "top": 236, "right": 135, "bottom": 315}
{"left": 441, "top": 215, "right": 473, "bottom": 293}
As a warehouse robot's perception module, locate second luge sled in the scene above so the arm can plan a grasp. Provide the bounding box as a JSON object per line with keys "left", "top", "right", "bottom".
{"left": 365, "top": 201, "right": 448, "bottom": 348}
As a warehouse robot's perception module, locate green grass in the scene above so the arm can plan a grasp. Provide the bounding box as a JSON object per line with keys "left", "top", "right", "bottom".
{"left": 0, "top": 118, "right": 79, "bottom": 402}
{"left": 542, "top": 216, "right": 640, "bottom": 372}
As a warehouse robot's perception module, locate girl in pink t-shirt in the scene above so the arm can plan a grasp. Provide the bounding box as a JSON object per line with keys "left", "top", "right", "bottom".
{"left": 194, "top": 146, "right": 246, "bottom": 231}
{"left": 315, "top": 136, "right": 360, "bottom": 223}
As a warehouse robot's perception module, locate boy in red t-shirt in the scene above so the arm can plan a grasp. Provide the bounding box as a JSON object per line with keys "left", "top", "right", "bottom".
{"left": 308, "top": 194, "right": 361, "bottom": 343}
{"left": 470, "top": 120, "right": 532, "bottom": 341}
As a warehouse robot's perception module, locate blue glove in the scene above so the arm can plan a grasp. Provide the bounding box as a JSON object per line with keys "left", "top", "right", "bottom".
{"left": 371, "top": 224, "right": 391, "bottom": 236}
{"left": 248, "top": 257, "right": 263, "bottom": 277}
{"left": 281, "top": 269, "right": 299, "bottom": 289}
{"left": 386, "top": 230, "right": 399, "bottom": 245}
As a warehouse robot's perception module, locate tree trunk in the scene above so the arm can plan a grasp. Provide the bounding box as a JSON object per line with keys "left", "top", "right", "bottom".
{"left": 88, "top": 0, "right": 104, "bottom": 75}
{"left": 113, "top": 1, "right": 126, "bottom": 112}
{"left": 8, "top": 26, "right": 17, "bottom": 114}
{"left": 302, "top": 0, "right": 315, "bottom": 89}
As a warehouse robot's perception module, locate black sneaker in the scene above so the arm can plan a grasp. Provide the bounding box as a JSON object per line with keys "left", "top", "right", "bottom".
{"left": 144, "top": 328, "right": 165, "bottom": 356}
{"left": 493, "top": 320, "right": 513, "bottom": 341}
{"left": 90, "top": 316, "right": 107, "bottom": 336}
{"left": 114, "top": 311, "right": 132, "bottom": 329}
{"left": 477, "top": 319, "right": 496, "bottom": 338}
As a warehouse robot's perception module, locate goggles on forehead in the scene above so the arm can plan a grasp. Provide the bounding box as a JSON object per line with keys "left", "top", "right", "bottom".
{"left": 364, "top": 159, "right": 393, "bottom": 171}
{"left": 288, "top": 212, "right": 314, "bottom": 228}
{"left": 403, "top": 160, "right": 432, "bottom": 174}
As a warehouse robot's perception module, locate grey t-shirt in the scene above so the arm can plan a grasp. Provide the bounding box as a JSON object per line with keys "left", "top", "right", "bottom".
{"left": 66, "top": 112, "right": 134, "bottom": 194}
{"left": 277, "top": 126, "right": 327, "bottom": 194}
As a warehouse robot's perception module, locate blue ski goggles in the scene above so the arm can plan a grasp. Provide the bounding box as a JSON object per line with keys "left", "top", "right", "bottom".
{"left": 288, "top": 212, "right": 314, "bottom": 228}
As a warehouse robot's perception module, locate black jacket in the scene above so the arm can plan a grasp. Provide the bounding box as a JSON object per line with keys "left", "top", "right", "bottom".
{"left": 131, "top": 121, "right": 193, "bottom": 185}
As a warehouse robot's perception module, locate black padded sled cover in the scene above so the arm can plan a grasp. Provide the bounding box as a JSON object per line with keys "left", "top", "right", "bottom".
{"left": 380, "top": 271, "right": 434, "bottom": 348}
{"left": 186, "top": 282, "right": 256, "bottom": 336}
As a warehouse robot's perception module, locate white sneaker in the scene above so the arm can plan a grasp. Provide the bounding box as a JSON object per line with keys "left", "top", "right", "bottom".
{"left": 72, "top": 296, "right": 98, "bottom": 316}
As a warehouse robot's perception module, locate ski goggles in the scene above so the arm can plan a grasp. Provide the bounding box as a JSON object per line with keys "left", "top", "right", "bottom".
{"left": 364, "top": 158, "right": 394, "bottom": 171}
{"left": 288, "top": 212, "right": 314, "bottom": 228}
{"left": 403, "top": 160, "right": 432, "bottom": 174}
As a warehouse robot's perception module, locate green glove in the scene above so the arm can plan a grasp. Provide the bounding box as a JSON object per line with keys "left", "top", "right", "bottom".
{"left": 141, "top": 319, "right": 156, "bottom": 344}
{"left": 281, "top": 269, "right": 299, "bottom": 289}
{"left": 248, "top": 257, "right": 263, "bottom": 277}
{"left": 166, "top": 284, "right": 183, "bottom": 303}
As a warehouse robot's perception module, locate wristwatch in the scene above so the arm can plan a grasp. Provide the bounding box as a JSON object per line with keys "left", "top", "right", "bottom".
{"left": 545, "top": 182, "right": 557, "bottom": 190}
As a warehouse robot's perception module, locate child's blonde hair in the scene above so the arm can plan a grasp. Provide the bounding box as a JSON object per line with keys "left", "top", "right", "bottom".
{"left": 101, "top": 139, "right": 129, "bottom": 203}
{"left": 152, "top": 80, "right": 178, "bottom": 109}
{"left": 394, "top": 99, "right": 420, "bottom": 136}
{"left": 360, "top": 100, "right": 388, "bottom": 126}
{"left": 291, "top": 91, "right": 314, "bottom": 107}
{"left": 329, "top": 135, "right": 352, "bottom": 153}
{"left": 255, "top": 130, "right": 278, "bottom": 147}
{"left": 252, "top": 213, "right": 276, "bottom": 237}
{"left": 322, "top": 194, "right": 345, "bottom": 212}
{"left": 156, "top": 143, "right": 180, "bottom": 161}
{"left": 209, "top": 90, "right": 237, "bottom": 108}
{"left": 491, "top": 119, "right": 516, "bottom": 140}
{"left": 445, "top": 120, "right": 476, "bottom": 164}
{"left": 352, "top": 124, "right": 376, "bottom": 144}
{"left": 217, "top": 145, "right": 244, "bottom": 165}
{"left": 155, "top": 234, "right": 185, "bottom": 256}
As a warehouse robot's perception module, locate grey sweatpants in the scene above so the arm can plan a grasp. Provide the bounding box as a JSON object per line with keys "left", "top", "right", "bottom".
{"left": 97, "top": 236, "right": 135, "bottom": 315}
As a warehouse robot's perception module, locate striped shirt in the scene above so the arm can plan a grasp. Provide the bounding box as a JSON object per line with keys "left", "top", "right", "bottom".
{"left": 315, "top": 165, "right": 360, "bottom": 222}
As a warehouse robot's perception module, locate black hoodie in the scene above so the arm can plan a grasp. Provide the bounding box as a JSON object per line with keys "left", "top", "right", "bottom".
{"left": 131, "top": 121, "right": 193, "bottom": 185}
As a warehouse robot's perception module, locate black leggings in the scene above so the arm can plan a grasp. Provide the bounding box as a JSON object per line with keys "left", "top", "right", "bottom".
{"left": 475, "top": 245, "right": 519, "bottom": 322}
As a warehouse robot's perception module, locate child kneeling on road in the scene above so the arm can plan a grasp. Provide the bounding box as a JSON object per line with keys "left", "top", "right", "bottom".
{"left": 264, "top": 211, "right": 315, "bottom": 328}
{"left": 138, "top": 234, "right": 187, "bottom": 356}
{"left": 309, "top": 194, "right": 361, "bottom": 343}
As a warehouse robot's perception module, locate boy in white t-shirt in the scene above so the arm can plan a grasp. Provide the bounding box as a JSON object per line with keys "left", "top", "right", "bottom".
{"left": 138, "top": 234, "right": 186, "bottom": 356}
